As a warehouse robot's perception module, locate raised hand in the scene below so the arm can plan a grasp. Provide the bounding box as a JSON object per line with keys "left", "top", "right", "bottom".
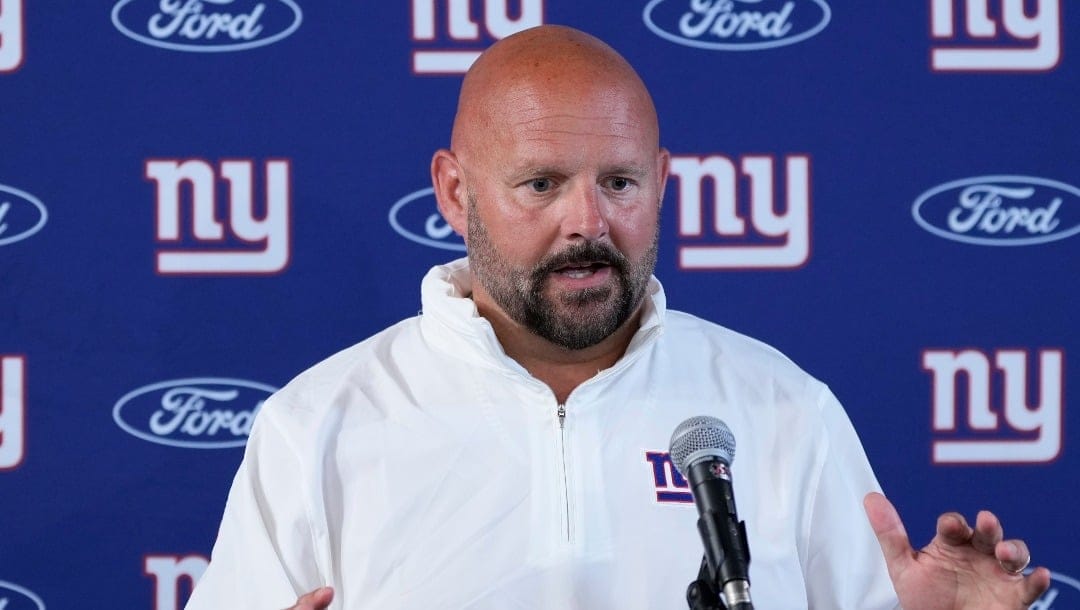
{"left": 864, "top": 492, "right": 1050, "bottom": 609}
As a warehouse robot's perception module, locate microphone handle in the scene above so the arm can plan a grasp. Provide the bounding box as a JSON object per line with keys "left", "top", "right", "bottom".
{"left": 689, "top": 460, "right": 752, "bottom": 586}
{"left": 688, "top": 458, "right": 753, "bottom": 610}
{"left": 722, "top": 579, "right": 754, "bottom": 610}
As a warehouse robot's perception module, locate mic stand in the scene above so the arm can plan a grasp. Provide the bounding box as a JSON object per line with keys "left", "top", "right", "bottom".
{"left": 685, "top": 555, "right": 755, "bottom": 610}
{"left": 686, "top": 556, "right": 723, "bottom": 610}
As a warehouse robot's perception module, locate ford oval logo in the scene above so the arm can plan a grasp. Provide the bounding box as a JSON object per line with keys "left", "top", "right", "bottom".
{"left": 388, "top": 187, "right": 466, "bottom": 252}
{"left": 0, "top": 580, "right": 46, "bottom": 610}
{"left": 1036, "top": 570, "right": 1080, "bottom": 606}
{"left": 0, "top": 183, "right": 47, "bottom": 247}
{"left": 113, "top": 377, "right": 276, "bottom": 449}
{"left": 912, "top": 175, "right": 1080, "bottom": 246}
{"left": 643, "top": 0, "right": 831, "bottom": 51}
{"left": 111, "top": 0, "right": 302, "bottom": 53}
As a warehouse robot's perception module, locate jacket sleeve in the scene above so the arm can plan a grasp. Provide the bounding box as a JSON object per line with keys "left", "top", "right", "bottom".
{"left": 185, "top": 405, "right": 327, "bottom": 609}
{"left": 802, "top": 388, "right": 901, "bottom": 610}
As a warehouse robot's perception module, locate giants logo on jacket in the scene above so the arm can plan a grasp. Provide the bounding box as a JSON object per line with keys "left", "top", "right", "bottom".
{"left": 929, "top": 0, "right": 1062, "bottom": 72}
{"left": 145, "top": 554, "right": 208, "bottom": 610}
{"left": 645, "top": 451, "right": 693, "bottom": 502}
{"left": 0, "top": 0, "right": 24, "bottom": 72}
{"left": 923, "top": 348, "right": 1064, "bottom": 464}
{"left": 146, "top": 158, "right": 291, "bottom": 275}
{"left": 670, "top": 154, "right": 811, "bottom": 270}
{"left": 410, "top": 0, "right": 544, "bottom": 74}
{"left": 0, "top": 355, "right": 26, "bottom": 470}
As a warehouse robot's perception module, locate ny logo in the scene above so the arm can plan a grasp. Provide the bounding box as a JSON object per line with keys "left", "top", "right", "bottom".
{"left": 645, "top": 451, "right": 693, "bottom": 503}
{"left": 670, "top": 154, "right": 810, "bottom": 270}
{"left": 145, "top": 554, "right": 208, "bottom": 610}
{"left": 0, "top": 0, "right": 25, "bottom": 72}
{"left": 145, "top": 159, "right": 291, "bottom": 275}
{"left": 0, "top": 355, "right": 25, "bottom": 470}
{"left": 923, "top": 348, "right": 1064, "bottom": 464}
{"left": 411, "top": 0, "right": 544, "bottom": 74}
{"left": 930, "top": 0, "right": 1062, "bottom": 71}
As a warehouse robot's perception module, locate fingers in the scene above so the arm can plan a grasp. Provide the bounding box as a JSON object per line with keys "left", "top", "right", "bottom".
{"left": 863, "top": 492, "right": 916, "bottom": 575}
{"left": 933, "top": 511, "right": 973, "bottom": 547}
{"left": 1021, "top": 567, "right": 1052, "bottom": 605}
{"left": 894, "top": 500, "right": 1047, "bottom": 606}
{"left": 995, "top": 538, "right": 1030, "bottom": 573}
{"left": 287, "top": 586, "right": 334, "bottom": 610}
{"left": 970, "top": 510, "right": 1004, "bottom": 554}
{"left": 975, "top": 512, "right": 1042, "bottom": 594}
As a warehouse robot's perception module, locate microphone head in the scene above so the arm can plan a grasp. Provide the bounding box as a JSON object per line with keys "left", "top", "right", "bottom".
{"left": 669, "top": 415, "right": 736, "bottom": 476}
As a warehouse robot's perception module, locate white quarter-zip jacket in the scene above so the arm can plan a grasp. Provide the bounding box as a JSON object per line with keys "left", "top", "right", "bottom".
{"left": 186, "top": 258, "right": 899, "bottom": 609}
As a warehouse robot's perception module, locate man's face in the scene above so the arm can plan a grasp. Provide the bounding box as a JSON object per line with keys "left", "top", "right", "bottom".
{"left": 462, "top": 81, "right": 667, "bottom": 350}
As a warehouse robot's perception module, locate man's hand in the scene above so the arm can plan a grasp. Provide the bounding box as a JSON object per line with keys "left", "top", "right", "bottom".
{"left": 864, "top": 492, "right": 1050, "bottom": 609}
{"left": 285, "top": 586, "right": 334, "bottom": 610}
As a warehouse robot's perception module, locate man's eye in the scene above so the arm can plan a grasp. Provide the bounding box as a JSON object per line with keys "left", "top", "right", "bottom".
{"left": 530, "top": 178, "right": 552, "bottom": 192}
{"left": 608, "top": 177, "right": 631, "bottom": 191}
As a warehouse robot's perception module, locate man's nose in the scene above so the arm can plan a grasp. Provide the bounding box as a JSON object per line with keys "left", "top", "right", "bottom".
{"left": 565, "top": 182, "right": 609, "bottom": 241}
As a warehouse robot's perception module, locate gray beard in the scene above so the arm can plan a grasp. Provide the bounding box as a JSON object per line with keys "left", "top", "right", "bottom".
{"left": 466, "top": 197, "right": 657, "bottom": 350}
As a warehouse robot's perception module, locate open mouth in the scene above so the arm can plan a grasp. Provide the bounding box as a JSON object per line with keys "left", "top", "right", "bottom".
{"left": 555, "top": 262, "right": 610, "bottom": 279}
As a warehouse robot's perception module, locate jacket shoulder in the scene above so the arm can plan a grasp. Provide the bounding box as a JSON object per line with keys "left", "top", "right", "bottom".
{"left": 660, "top": 309, "right": 829, "bottom": 403}
{"left": 257, "top": 317, "right": 423, "bottom": 428}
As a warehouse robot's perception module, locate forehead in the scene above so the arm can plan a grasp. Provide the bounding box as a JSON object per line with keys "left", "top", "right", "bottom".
{"left": 484, "top": 81, "right": 657, "bottom": 165}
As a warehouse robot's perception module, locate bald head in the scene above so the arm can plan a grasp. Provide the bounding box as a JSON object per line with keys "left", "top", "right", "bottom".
{"left": 429, "top": 25, "right": 670, "bottom": 360}
{"left": 450, "top": 25, "right": 660, "bottom": 158}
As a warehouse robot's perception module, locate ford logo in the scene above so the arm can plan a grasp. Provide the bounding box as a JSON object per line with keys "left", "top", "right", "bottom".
{"left": 643, "top": 0, "right": 831, "bottom": 51}
{"left": 1036, "top": 570, "right": 1080, "bottom": 607}
{"left": 113, "top": 377, "right": 276, "bottom": 449}
{"left": 0, "top": 183, "right": 47, "bottom": 247}
{"left": 388, "top": 187, "right": 466, "bottom": 251}
{"left": 912, "top": 175, "right": 1080, "bottom": 246}
{"left": 111, "top": 0, "right": 303, "bottom": 53}
{"left": 0, "top": 580, "right": 46, "bottom": 610}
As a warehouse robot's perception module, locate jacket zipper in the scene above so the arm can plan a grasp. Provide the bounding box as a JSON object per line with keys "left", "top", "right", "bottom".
{"left": 556, "top": 403, "right": 571, "bottom": 543}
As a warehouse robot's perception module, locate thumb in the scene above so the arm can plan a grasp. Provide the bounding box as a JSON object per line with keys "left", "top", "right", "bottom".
{"left": 864, "top": 492, "right": 916, "bottom": 576}
{"left": 291, "top": 586, "right": 334, "bottom": 610}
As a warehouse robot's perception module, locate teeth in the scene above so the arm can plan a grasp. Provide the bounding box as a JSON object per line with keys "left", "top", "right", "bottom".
{"left": 563, "top": 268, "right": 593, "bottom": 279}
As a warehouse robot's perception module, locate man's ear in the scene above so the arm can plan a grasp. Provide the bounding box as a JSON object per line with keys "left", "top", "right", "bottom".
{"left": 431, "top": 149, "right": 468, "bottom": 238}
{"left": 656, "top": 147, "right": 671, "bottom": 210}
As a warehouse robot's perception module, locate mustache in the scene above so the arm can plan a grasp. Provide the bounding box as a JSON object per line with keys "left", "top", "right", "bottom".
{"left": 533, "top": 241, "right": 629, "bottom": 277}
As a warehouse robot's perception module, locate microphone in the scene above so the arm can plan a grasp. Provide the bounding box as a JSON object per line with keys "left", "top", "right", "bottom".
{"left": 670, "top": 416, "right": 753, "bottom": 610}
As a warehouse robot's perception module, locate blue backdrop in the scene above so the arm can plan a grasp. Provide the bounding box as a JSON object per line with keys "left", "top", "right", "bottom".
{"left": 1, "top": 1, "right": 1077, "bottom": 607}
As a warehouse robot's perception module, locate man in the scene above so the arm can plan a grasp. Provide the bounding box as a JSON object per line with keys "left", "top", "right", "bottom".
{"left": 186, "top": 26, "right": 1049, "bottom": 609}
